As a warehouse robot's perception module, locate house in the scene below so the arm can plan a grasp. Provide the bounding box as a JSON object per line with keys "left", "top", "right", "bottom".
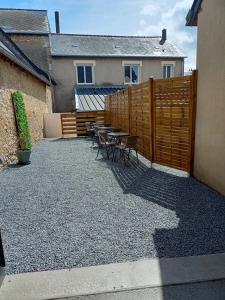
{"left": 50, "top": 28, "right": 185, "bottom": 112}
{"left": 0, "top": 27, "right": 52, "bottom": 164}
{"left": 0, "top": 9, "right": 186, "bottom": 113}
{"left": 186, "top": 0, "right": 225, "bottom": 195}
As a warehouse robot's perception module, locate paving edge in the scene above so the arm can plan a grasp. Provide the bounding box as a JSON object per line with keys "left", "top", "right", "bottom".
{"left": 1, "top": 253, "right": 225, "bottom": 300}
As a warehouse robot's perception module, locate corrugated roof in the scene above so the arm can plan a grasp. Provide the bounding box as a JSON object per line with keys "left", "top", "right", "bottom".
{"left": 75, "top": 86, "right": 125, "bottom": 112}
{"left": 0, "top": 27, "right": 51, "bottom": 85}
{"left": 50, "top": 34, "right": 185, "bottom": 58}
{"left": 0, "top": 9, "right": 50, "bottom": 34}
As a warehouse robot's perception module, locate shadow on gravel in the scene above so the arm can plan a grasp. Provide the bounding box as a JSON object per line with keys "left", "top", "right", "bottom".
{"left": 107, "top": 155, "right": 225, "bottom": 257}
{"left": 102, "top": 152, "right": 225, "bottom": 299}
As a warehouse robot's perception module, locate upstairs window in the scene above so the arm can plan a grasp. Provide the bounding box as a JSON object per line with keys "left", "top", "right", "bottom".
{"left": 162, "top": 63, "right": 174, "bottom": 78}
{"left": 124, "top": 64, "right": 140, "bottom": 84}
{"left": 77, "top": 64, "right": 94, "bottom": 84}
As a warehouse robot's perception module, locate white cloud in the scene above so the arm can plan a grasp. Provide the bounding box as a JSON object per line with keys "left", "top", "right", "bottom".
{"left": 136, "top": 0, "right": 196, "bottom": 70}
{"left": 140, "top": 4, "right": 160, "bottom": 16}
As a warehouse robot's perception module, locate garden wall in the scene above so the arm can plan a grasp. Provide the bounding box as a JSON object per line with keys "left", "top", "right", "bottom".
{"left": 0, "top": 55, "right": 52, "bottom": 165}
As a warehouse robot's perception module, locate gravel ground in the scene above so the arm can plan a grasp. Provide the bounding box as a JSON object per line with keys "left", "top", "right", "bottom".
{"left": 0, "top": 138, "right": 225, "bottom": 275}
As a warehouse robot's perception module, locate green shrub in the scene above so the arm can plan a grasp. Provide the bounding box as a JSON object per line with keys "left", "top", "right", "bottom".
{"left": 11, "top": 91, "right": 32, "bottom": 150}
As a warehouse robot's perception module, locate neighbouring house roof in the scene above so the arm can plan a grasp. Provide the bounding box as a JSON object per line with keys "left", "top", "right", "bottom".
{"left": 186, "top": 0, "right": 202, "bottom": 26}
{"left": 0, "top": 27, "right": 51, "bottom": 85}
{"left": 50, "top": 34, "right": 185, "bottom": 58}
{"left": 0, "top": 8, "right": 50, "bottom": 34}
{"left": 75, "top": 86, "right": 125, "bottom": 112}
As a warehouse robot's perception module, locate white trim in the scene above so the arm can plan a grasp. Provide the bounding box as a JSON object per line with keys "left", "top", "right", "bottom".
{"left": 73, "top": 60, "right": 96, "bottom": 66}
{"left": 161, "top": 61, "right": 176, "bottom": 66}
{"left": 122, "top": 60, "right": 142, "bottom": 67}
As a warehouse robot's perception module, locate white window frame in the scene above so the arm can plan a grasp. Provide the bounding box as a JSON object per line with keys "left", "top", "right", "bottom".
{"left": 161, "top": 61, "right": 176, "bottom": 78}
{"left": 74, "top": 60, "right": 96, "bottom": 85}
{"left": 122, "top": 61, "right": 142, "bottom": 84}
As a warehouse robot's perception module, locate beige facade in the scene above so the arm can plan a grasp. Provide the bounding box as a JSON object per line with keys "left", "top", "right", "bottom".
{"left": 51, "top": 57, "right": 184, "bottom": 112}
{"left": 0, "top": 55, "right": 52, "bottom": 165}
{"left": 194, "top": 0, "right": 225, "bottom": 195}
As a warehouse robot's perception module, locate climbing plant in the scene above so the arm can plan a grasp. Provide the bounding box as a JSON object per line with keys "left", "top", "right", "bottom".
{"left": 11, "top": 91, "right": 32, "bottom": 150}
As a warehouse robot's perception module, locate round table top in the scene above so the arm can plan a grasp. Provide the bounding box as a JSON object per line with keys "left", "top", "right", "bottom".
{"left": 108, "top": 132, "right": 130, "bottom": 137}
{"left": 99, "top": 126, "right": 114, "bottom": 130}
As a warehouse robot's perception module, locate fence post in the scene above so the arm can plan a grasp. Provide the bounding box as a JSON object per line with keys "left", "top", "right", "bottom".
{"left": 149, "top": 78, "right": 155, "bottom": 162}
{"left": 128, "top": 86, "right": 132, "bottom": 133}
{"left": 190, "top": 70, "right": 198, "bottom": 174}
{"left": 108, "top": 95, "right": 112, "bottom": 125}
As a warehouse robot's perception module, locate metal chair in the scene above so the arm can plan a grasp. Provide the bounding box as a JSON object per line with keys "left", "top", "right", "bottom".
{"left": 96, "top": 131, "right": 116, "bottom": 159}
{"left": 114, "top": 135, "right": 139, "bottom": 164}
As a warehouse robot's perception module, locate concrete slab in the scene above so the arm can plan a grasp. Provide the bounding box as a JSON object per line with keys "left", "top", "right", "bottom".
{"left": 68, "top": 280, "right": 225, "bottom": 300}
{"left": 1, "top": 253, "right": 225, "bottom": 300}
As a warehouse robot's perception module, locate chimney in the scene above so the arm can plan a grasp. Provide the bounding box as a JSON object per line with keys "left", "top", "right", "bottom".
{"left": 55, "top": 11, "right": 60, "bottom": 34}
{"left": 160, "top": 28, "right": 167, "bottom": 44}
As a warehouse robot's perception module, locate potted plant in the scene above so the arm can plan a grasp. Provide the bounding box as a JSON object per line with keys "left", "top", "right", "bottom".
{"left": 11, "top": 91, "right": 32, "bottom": 165}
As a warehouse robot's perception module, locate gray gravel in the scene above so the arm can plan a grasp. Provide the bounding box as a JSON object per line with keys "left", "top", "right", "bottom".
{"left": 0, "top": 138, "right": 225, "bottom": 275}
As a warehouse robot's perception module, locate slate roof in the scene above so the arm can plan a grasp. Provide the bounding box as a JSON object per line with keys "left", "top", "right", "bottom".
{"left": 0, "top": 9, "right": 50, "bottom": 34}
{"left": 75, "top": 86, "right": 125, "bottom": 112}
{"left": 50, "top": 34, "right": 185, "bottom": 58}
{"left": 186, "top": 0, "right": 202, "bottom": 26}
{"left": 0, "top": 27, "right": 51, "bottom": 85}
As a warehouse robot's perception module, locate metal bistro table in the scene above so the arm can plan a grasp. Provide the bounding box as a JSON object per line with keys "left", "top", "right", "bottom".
{"left": 107, "top": 132, "right": 130, "bottom": 145}
{"left": 108, "top": 132, "right": 130, "bottom": 162}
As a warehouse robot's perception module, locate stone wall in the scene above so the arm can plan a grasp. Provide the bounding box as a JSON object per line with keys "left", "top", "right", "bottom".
{"left": 0, "top": 55, "right": 52, "bottom": 166}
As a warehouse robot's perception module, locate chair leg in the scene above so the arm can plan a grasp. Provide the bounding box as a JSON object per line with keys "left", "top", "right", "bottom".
{"left": 106, "top": 146, "right": 110, "bottom": 160}
{"left": 136, "top": 150, "right": 139, "bottom": 162}
{"left": 96, "top": 145, "right": 101, "bottom": 159}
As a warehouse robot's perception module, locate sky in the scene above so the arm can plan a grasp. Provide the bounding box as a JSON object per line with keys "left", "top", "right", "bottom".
{"left": 1, "top": 0, "right": 197, "bottom": 71}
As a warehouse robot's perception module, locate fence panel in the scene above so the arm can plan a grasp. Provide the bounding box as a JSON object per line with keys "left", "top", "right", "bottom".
{"left": 130, "top": 81, "right": 152, "bottom": 160}
{"left": 153, "top": 76, "right": 193, "bottom": 171}
{"left": 105, "top": 73, "right": 196, "bottom": 172}
{"left": 61, "top": 111, "right": 105, "bottom": 136}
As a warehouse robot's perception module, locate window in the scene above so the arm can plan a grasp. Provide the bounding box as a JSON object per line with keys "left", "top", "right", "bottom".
{"left": 124, "top": 64, "right": 140, "bottom": 84}
{"left": 162, "top": 64, "right": 174, "bottom": 78}
{"left": 76, "top": 65, "right": 94, "bottom": 84}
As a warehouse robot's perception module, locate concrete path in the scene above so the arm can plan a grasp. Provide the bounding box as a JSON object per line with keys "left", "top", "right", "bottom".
{"left": 1, "top": 253, "right": 225, "bottom": 300}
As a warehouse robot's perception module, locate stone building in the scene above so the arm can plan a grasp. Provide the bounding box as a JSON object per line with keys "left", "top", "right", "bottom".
{"left": 0, "top": 27, "right": 52, "bottom": 165}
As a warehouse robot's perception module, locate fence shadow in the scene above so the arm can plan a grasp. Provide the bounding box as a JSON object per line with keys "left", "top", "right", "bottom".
{"left": 104, "top": 153, "right": 225, "bottom": 298}
{"left": 108, "top": 155, "right": 225, "bottom": 256}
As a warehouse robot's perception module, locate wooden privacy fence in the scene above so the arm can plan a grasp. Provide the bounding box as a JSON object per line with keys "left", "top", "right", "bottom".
{"left": 105, "top": 72, "right": 197, "bottom": 172}
{"left": 61, "top": 111, "right": 105, "bottom": 136}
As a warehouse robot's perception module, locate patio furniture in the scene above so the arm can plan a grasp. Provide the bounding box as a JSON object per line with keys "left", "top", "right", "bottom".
{"left": 114, "top": 135, "right": 139, "bottom": 164}
{"left": 107, "top": 132, "right": 130, "bottom": 143}
{"left": 96, "top": 130, "right": 116, "bottom": 160}
{"left": 85, "top": 122, "right": 95, "bottom": 138}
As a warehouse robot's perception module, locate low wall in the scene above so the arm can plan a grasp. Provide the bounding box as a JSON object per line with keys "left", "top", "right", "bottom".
{"left": 0, "top": 55, "right": 52, "bottom": 165}
{"left": 44, "top": 113, "right": 62, "bottom": 138}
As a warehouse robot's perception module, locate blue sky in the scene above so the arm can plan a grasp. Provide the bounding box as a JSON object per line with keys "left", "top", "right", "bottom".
{"left": 1, "top": 0, "right": 197, "bottom": 70}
